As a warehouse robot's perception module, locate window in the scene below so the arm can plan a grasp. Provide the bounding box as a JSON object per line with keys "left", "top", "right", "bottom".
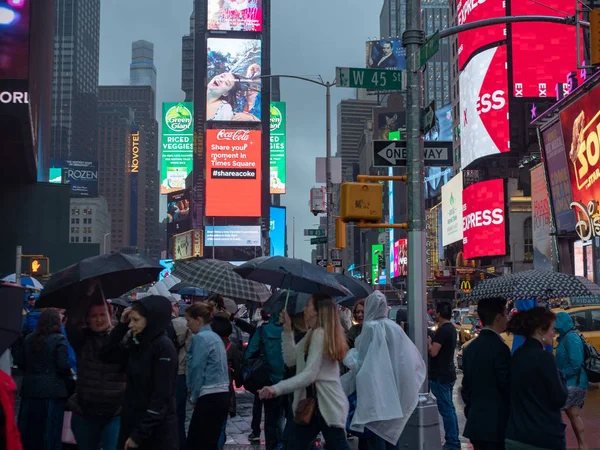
{"left": 523, "top": 218, "right": 533, "bottom": 262}
{"left": 591, "top": 308, "right": 600, "bottom": 332}
{"left": 71, "top": 208, "right": 80, "bottom": 215}
{"left": 570, "top": 311, "right": 589, "bottom": 332}
{"left": 70, "top": 237, "right": 75, "bottom": 243}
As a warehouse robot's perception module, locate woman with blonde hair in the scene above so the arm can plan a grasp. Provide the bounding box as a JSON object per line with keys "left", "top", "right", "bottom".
{"left": 258, "top": 293, "right": 350, "bottom": 450}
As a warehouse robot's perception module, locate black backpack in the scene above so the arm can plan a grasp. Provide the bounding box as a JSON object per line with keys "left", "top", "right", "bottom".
{"left": 579, "top": 334, "right": 600, "bottom": 383}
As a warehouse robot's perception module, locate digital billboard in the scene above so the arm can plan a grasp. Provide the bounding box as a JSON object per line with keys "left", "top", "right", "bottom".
{"left": 207, "top": 0, "right": 262, "bottom": 32}
{"left": 393, "top": 239, "right": 407, "bottom": 278}
{"left": 462, "top": 179, "right": 506, "bottom": 260}
{"left": 442, "top": 171, "right": 463, "bottom": 246}
{"left": 371, "top": 244, "right": 385, "bottom": 285}
{"left": 48, "top": 159, "right": 99, "bottom": 198}
{"left": 511, "top": 0, "right": 580, "bottom": 98}
{"left": 366, "top": 39, "right": 406, "bottom": 71}
{"left": 205, "top": 129, "right": 262, "bottom": 217}
{"left": 167, "top": 190, "right": 191, "bottom": 234}
{"left": 205, "top": 225, "right": 261, "bottom": 247}
{"left": 531, "top": 165, "right": 552, "bottom": 271}
{"left": 161, "top": 102, "right": 194, "bottom": 194}
{"left": 0, "top": 0, "right": 30, "bottom": 80}
{"left": 269, "top": 206, "right": 286, "bottom": 256}
{"left": 456, "top": 0, "right": 506, "bottom": 71}
{"left": 542, "top": 121, "right": 576, "bottom": 232}
{"left": 374, "top": 110, "right": 406, "bottom": 140}
{"left": 460, "top": 45, "right": 509, "bottom": 168}
{"left": 425, "top": 168, "right": 453, "bottom": 200}
{"left": 207, "top": 38, "right": 262, "bottom": 122}
{"left": 270, "top": 102, "right": 286, "bottom": 194}
{"left": 425, "top": 103, "right": 452, "bottom": 141}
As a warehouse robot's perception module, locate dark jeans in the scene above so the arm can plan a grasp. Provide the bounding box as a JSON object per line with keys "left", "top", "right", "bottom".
{"left": 263, "top": 397, "right": 285, "bottom": 450}
{"left": 472, "top": 441, "right": 505, "bottom": 450}
{"left": 367, "top": 435, "right": 400, "bottom": 450}
{"left": 281, "top": 394, "right": 295, "bottom": 450}
{"left": 251, "top": 393, "right": 263, "bottom": 435}
{"left": 286, "top": 408, "right": 349, "bottom": 450}
{"left": 176, "top": 374, "right": 188, "bottom": 450}
{"left": 185, "top": 392, "right": 230, "bottom": 450}
{"left": 430, "top": 380, "right": 460, "bottom": 450}
{"left": 71, "top": 414, "right": 120, "bottom": 450}
{"left": 18, "top": 397, "right": 65, "bottom": 450}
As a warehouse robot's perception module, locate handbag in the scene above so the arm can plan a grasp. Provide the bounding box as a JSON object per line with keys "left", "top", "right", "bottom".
{"left": 294, "top": 347, "right": 316, "bottom": 425}
{"left": 241, "top": 327, "right": 271, "bottom": 394}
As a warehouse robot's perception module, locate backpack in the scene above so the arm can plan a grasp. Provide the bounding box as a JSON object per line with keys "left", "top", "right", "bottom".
{"left": 241, "top": 327, "right": 271, "bottom": 394}
{"left": 579, "top": 334, "right": 600, "bottom": 383}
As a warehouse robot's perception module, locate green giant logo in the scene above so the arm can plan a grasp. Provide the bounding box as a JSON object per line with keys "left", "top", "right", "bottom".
{"left": 165, "top": 104, "right": 193, "bottom": 133}
{"left": 270, "top": 104, "right": 282, "bottom": 132}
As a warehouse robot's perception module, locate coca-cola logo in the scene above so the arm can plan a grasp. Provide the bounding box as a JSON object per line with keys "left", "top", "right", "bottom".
{"left": 216, "top": 130, "right": 251, "bottom": 141}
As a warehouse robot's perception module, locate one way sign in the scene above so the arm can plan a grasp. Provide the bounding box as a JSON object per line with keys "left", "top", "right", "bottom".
{"left": 373, "top": 140, "right": 453, "bottom": 167}
{"left": 316, "top": 259, "right": 342, "bottom": 268}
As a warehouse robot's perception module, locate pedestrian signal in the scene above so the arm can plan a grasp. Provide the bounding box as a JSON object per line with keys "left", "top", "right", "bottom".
{"left": 30, "top": 258, "right": 49, "bottom": 276}
{"left": 340, "top": 182, "right": 383, "bottom": 223}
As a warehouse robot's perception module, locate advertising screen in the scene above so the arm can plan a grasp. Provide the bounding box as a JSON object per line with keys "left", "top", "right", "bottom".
{"left": 542, "top": 121, "right": 576, "bottom": 232}
{"left": 560, "top": 83, "right": 600, "bottom": 210}
{"left": 460, "top": 45, "right": 510, "bottom": 168}
{"left": 462, "top": 179, "right": 506, "bottom": 259}
{"left": 511, "top": 0, "right": 580, "bottom": 98}
{"left": 207, "top": 38, "right": 262, "bottom": 122}
{"left": 205, "top": 129, "right": 262, "bottom": 217}
{"left": 161, "top": 102, "right": 194, "bottom": 194}
{"left": 205, "top": 225, "right": 261, "bottom": 247}
{"left": 393, "top": 239, "right": 407, "bottom": 278}
{"left": 442, "top": 171, "right": 463, "bottom": 246}
{"left": 269, "top": 206, "right": 286, "bottom": 256}
{"left": 49, "top": 159, "right": 99, "bottom": 198}
{"left": 366, "top": 39, "right": 407, "bottom": 71}
{"left": 425, "top": 167, "right": 453, "bottom": 200}
{"left": 374, "top": 110, "right": 406, "bottom": 140}
{"left": 270, "top": 102, "right": 286, "bottom": 194}
{"left": 456, "top": 0, "right": 506, "bottom": 71}
{"left": 0, "top": 0, "right": 30, "bottom": 80}
{"left": 167, "top": 190, "right": 191, "bottom": 234}
{"left": 207, "top": 0, "right": 262, "bottom": 32}
{"left": 371, "top": 244, "right": 385, "bottom": 285}
{"left": 425, "top": 103, "right": 452, "bottom": 141}
{"left": 531, "top": 165, "right": 552, "bottom": 271}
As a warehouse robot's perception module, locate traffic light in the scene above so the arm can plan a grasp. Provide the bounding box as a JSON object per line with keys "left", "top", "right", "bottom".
{"left": 335, "top": 217, "right": 346, "bottom": 249}
{"left": 592, "top": 9, "right": 600, "bottom": 65}
{"left": 30, "top": 257, "right": 49, "bottom": 276}
{"left": 340, "top": 182, "right": 383, "bottom": 223}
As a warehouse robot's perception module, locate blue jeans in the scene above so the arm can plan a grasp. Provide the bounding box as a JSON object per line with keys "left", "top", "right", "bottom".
{"left": 71, "top": 414, "right": 120, "bottom": 450}
{"left": 430, "top": 380, "right": 460, "bottom": 450}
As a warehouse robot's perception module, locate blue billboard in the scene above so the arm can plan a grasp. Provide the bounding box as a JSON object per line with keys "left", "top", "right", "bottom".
{"left": 49, "top": 159, "right": 99, "bottom": 198}
{"left": 269, "top": 206, "right": 286, "bottom": 256}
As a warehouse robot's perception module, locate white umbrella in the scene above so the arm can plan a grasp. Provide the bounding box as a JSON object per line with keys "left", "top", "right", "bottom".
{"left": 2, "top": 274, "right": 43, "bottom": 290}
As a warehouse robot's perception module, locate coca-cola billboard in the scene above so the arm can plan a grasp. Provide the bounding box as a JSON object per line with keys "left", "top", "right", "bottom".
{"left": 462, "top": 178, "right": 506, "bottom": 259}
{"left": 206, "top": 129, "right": 262, "bottom": 217}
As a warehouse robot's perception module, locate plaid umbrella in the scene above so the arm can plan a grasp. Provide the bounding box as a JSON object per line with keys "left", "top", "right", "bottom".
{"left": 172, "top": 258, "right": 270, "bottom": 303}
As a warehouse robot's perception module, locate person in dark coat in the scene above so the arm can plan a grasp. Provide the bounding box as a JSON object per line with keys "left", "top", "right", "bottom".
{"left": 461, "top": 297, "right": 510, "bottom": 450}
{"left": 504, "top": 307, "right": 568, "bottom": 450}
{"left": 101, "top": 295, "right": 178, "bottom": 450}
{"left": 14, "top": 309, "right": 71, "bottom": 450}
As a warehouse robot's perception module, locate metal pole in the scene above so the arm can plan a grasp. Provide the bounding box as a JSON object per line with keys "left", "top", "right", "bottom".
{"left": 400, "top": 0, "right": 442, "bottom": 446}
{"left": 292, "top": 216, "right": 296, "bottom": 258}
{"left": 212, "top": 217, "right": 215, "bottom": 259}
{"left": 15, "top": 246, "right": 22, "bottom": 286}
{"left": 325, "top": 82, "right": 332, "bottom": 267}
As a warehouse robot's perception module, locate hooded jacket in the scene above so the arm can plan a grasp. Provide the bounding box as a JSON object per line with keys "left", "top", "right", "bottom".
{"left": 244, "top": 316, "right": 284, "bottom": 384}
{"left": 101, "top": 296, "right": 178, "bottom": 450}
{"left": 555, "top": 312, "right": 589, "bottom": 389}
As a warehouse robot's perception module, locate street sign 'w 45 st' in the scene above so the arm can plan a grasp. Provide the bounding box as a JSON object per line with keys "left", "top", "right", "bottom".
{"left": 336, "top": 67, "right": 403, "bottom": 90}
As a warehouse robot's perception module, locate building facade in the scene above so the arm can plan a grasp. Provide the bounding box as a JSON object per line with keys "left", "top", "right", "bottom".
{"left": 69, "top": 197, "right": 111, "bottom": 253}
{"left": 181, "top": 8, "right": 195, "bottom": 103}
{"left": 51, "top": 0, "right": 101, "bottom": 161}
{"left": 422, "top": 0, "right": 451, "bottom": 107}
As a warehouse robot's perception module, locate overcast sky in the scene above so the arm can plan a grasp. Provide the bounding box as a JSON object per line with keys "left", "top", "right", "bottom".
{"left": 99, "top": 0, "right": 382, "bottom": 261}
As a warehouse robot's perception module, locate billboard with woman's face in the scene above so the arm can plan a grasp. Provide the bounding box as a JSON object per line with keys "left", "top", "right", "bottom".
{"left": 207, "top": 0, "right": 262, "bottom": 32}
{"left": 207, "top": 38, "right": 262, "bottom": 122}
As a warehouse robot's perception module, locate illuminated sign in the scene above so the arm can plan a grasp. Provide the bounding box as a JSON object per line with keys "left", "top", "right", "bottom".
{"left": 442, "top": 171, "right": 463, "bottom": 246}
{"left": 205, "top": 129, "right": 262, "bottom": 217}
{"left": 570, "top": 200, "right": 600, "bottom": 243}
{"left": 167, "top": 190, "right": 191, "bottom": 234}
{"left": 30, "top": 257, "right": 49, "bottom": 276}
{"left": 173, "top": 230, "right": 203, "bottom": 261}
{"left": 531, "top": 165, "right": 552, "bottom": 270}
{"left": 460, "top": 279, "right": 472, "bottom": 293}
{"left": 393, "top": 239, "right": 407, "bottom": 278}
{"left": 49, "top": 159, "right": 99, "bottom": 198}
{"left": 366, "top": 39, "right": 407, "bottom": 71}
{"left": 269, "top": 206, "right": 286, "bottom": 256}
{"left": 0, "top": 0, "right": 30, "bottom": 80}
{"left": 270, "top": 102, "right": 286, "bottom": 194}
{"left": 207, "top": 0, "right": 262, "bottom": 32}
{"left": 462, "top": 179, "right": 506, "bottom": 259}
{"left": 131, "top": 131, "right": 140, "bottom": 173}
{"left": 205, "top": 226, "right": 261, "bottom": 247}
{"left": 371, "top": 244, "right": 385, "bottom": 284}
{"left": 161, "top": 102, "right": 194, "bottom": 194}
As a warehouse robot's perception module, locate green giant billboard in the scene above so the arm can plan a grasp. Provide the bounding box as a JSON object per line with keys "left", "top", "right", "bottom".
{"left": 270, "top": 102, "right": 286, "bottom": 194}
{"left": 161, "top": 102, "right": 194, "bottom": 195}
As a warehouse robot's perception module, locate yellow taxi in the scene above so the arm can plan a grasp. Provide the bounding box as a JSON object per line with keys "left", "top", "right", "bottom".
{"left": 458, "top": 314, "right": 480, "bottom": 345}
{"left": 550, "top": 299, "right": 600, "bottom": 352}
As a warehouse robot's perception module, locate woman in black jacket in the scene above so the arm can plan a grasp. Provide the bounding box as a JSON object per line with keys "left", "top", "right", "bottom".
{"left": 505, "top": 307, "right": 568, "bottom": 450}
{"left": 101, "top": 295, "right": 178, "bottom": 450}
{"left": 15, "top": 309, "right": 71, "bottom": 450}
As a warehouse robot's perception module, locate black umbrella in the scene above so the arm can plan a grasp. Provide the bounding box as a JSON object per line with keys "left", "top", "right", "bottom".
{"left": 37, "top": 253, "right": 163, "bottom": 309}
{"left": 234, "top": 256, "right": 350, "bottom": 297}
{"left": 263, "top": 290, "right": 311, "bottom": 315}
{"left": 179, "top": 286, "right": 210, "bottom": 297}
{"left": 0, "top": 284, "right": 26, "bottom": 354}
{"left": 333, "top": 273, "right": 373, "bottom": 307}
{"left": 108, "top": 297, "right": 132, "bottom": 308}
{"left": 168, "top": 282, "right": 194, "bottom": 293}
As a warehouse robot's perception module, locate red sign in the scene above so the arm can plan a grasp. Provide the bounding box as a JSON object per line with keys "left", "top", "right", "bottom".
{"left": 456, "top": 0, "right": 506, "bottom": 70}
{"left": 205, "top": 129, "right": 262, "bottom": 217}
{"left": 511, "top": 0, "right": 581, "bottom": 98}
{"left": 460, "top": 45, "right": 509, "bottom": 168}
{"left": 560, "top": 83, "right": 600, "bottom": 207}
{"left": 462, "top": 179, "right": 506, "bottom": 259}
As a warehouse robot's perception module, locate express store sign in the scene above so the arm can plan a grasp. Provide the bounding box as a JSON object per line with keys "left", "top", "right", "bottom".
{"left": 462, "top": 179, "right": 506, "bottom": 259}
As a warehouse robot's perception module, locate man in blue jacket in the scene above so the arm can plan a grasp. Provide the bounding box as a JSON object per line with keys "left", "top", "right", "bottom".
{"left": 555, "top": 312, "right": 588, "bottom": 450}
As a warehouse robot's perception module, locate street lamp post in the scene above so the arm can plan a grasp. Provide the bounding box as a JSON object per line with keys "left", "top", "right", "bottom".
{"left": 103, "top": 233, "right": 111, "bottom": 255}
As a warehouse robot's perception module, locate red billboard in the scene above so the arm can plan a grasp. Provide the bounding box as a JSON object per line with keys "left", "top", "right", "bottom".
{"left": 456, "top": 0, "right": 506, "bottom": 70}
{"left": 205, "top": 129, "right": 262, "bottom": 217}
{"left": 511, "top": 0, "right": 581, "bottom": 98}
{"left": 460, "top": 45, "right": 509, "bottom": 168}
{"left": 462, "top": 179, "right": 506, "bottom": 259}
{"left": 560, "top": 83, "right": 600, "bottom": 209}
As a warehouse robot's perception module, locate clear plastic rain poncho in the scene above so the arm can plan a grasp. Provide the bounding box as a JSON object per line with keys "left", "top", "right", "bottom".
{"left": 341, "top": 291, "right": 426, "bottom": 444}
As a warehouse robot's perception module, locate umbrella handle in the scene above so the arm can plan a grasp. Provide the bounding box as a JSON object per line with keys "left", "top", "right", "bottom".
{"left": 283, "top": 289, "right": 291, "bottom": 312}
{"left": 99, "top": 283, "right": 113, "bottom": 328}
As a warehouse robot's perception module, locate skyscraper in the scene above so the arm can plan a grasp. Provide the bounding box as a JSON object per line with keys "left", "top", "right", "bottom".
{"left": 422, "top": 0, "right": 451, "bottom": 107}
{"left": 51, "top": 0, "right": 101, "bottom": 161}
{"left": 130, "top": 40, "right": 157, "bottom": 92}
{"left": 181, "top": 8, "right": 195, "bottom": 102}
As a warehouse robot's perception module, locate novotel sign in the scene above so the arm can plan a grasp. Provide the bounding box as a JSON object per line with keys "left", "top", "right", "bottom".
{"left": 131, "top": 131, "right": 140, "bottom": 173}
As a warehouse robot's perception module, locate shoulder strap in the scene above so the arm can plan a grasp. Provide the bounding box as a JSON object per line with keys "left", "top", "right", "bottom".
{"left": 225, "top": 342, "right": 232, "bottom": 352}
